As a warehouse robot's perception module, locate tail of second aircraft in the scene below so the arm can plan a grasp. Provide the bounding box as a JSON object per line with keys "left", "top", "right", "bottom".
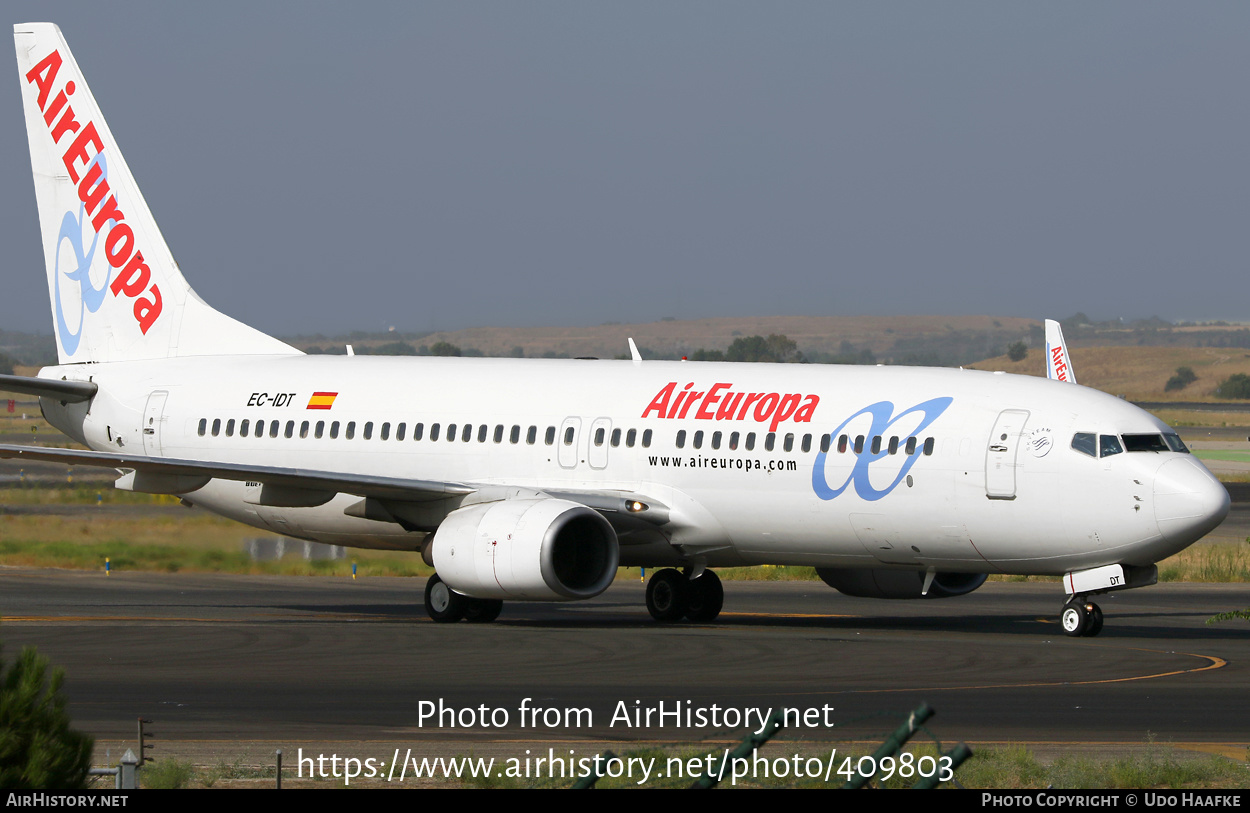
{"left": 14, "top": 23, "right": 297, "bottom": 365}
{"left": 1044, "top": 319, "right": 1076, "bottom": 383}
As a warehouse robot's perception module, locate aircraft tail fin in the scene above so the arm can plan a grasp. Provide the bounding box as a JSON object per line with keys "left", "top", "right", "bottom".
{"left": 14, "top": 23, "right": 297, "bottom": 364}
{"left": 1044, "top": 319, "right": 1076, "bottom": 383}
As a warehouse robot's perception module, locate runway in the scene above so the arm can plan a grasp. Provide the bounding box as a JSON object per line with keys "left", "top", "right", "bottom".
{"left": 2, "top": 568, "right": 1247, "bottom": 767}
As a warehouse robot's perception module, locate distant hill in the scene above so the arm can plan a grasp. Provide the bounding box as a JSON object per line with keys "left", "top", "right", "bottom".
{"left": 295, "top": 315, "right": 1037, "bottom": 367}
{"left": 971, "top": 345, "right": 1250, "bottom": 403}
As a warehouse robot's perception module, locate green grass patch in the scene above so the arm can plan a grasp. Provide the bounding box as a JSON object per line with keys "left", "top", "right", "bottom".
{"left": 1195, "top": 451, "right": 1250, "bottom": 463}
{"left": 142, "top": 758, "right": 196, "bottom": 789}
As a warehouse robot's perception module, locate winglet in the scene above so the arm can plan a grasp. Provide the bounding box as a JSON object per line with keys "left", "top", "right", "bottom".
{"left": 628, "top": 338, "right": 642, "bottom": 364}
{"left": 1044, "top": 319, "right": 1077, "bottom": 383}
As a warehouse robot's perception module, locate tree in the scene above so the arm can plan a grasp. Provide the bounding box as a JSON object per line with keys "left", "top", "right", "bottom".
{"left": 1215, "top": 373, "right": 1250, "bottom": 399}
{"left": 1165, "top": 366, "right": 1197, "bottom": 392}
{"left": 723, "top": 334, "right": 804, "bottom": 363}
{"left": 424, "top": 342, "right": 461, "bottom": 357}
{"left": 0, "top": 646, "right": 93, "bottom": 789}
{"left": 1007, "top": 342, "right": 1028, "bottom": 362}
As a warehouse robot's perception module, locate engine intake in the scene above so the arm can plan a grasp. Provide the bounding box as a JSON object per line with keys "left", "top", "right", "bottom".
{"left": 815, "top": 568, "right": 987, "bottom": 599}
{"left": 431, "top": 498, "right": 618, "bottom": 601}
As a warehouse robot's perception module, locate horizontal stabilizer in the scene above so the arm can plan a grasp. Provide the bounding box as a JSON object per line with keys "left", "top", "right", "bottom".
{"left": 0, "top": 373, "right": 97, "bottom": 402}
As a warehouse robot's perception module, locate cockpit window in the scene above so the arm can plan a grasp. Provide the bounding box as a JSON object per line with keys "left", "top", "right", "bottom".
{"left": 1123, "top": 433, "right": 1169, "bottom": 453}
{"left": 1071, "top": 432, "right": 1096, "bottom": 458}
{"left": 1163, "top": 433, "right": 1190, "bottom": 454}
{"left": 1099, "top": 434, "right": 1123, "bottom": 458}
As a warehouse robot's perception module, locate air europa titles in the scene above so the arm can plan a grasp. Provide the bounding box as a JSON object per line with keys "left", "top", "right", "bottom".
{"left": 25, "top": 50, "right": 162, "bottom": 335}
{"left": 642, "top": 382, "right": 819, "bottom": 433}
{"left": 1050, "top": 346, "right": 1070, "bottom": 381}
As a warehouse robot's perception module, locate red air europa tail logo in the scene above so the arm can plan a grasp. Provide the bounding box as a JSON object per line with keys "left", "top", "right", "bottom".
{"left": 26, "top": 50, "right": 163, "bottom": 335}
{"left": 642, "top": 382, "right": 819, "bottom": 432}
{"left": 1050, "top": 346, "right": 1069, "bottom": 381}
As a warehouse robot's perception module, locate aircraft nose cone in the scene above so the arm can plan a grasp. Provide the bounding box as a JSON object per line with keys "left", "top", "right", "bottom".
{"left": 1154, "top": 457, "right": 1230, "bottom": 545}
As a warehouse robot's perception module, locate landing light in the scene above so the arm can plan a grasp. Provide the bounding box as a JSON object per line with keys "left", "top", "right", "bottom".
{"left": 626, "top": 500, "right": 648, "bottom": 513}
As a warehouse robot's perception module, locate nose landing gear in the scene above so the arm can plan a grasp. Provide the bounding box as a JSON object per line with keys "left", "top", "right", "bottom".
{"left": 1061, "top": 598, "right": 1104, "bottom": 637}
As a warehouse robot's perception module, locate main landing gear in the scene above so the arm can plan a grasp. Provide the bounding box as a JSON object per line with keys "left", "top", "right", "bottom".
{"left": 1060, "top": 598, "right": 1104, "bottom": 637}
{"left": 645, "top": 568, "right": 724, "bottom": 623}
{"left": 424, "top": 574, "right": 503, "bottom": 623}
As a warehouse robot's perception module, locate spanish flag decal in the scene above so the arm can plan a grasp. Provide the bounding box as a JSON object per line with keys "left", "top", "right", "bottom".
{"left": 307, "top": 392, "right": 338, "bottom": 410}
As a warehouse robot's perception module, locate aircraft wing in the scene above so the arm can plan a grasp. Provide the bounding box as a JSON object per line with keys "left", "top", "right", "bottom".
{"left": 0, "top": 444, "right": 669, "bottom": 525}
{"left": 0, "top": 443, "right": 471, "bottom": 503}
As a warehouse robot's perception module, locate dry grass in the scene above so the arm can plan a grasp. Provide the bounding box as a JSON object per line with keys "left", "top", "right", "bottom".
{"left": 972, "top": 346, "right": 1250, "bottom": 403}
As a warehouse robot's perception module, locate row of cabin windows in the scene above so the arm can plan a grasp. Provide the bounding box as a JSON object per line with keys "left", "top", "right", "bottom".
{"left": 674, "top": 429, "right": 935, "bottom": 456}
{"left": 197, "top": 418, "right": 653, "bottom": 448}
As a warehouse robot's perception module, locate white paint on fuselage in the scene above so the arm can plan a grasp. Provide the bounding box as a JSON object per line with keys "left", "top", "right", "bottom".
{"left": 40, "top": 355, "right": 1228, "bottom": 574}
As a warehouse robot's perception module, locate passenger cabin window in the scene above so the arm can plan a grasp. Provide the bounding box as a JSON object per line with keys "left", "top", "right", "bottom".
{"left": 1071, "top": 432, "right": 1096, "bottom": 458}
{"left": 527, "top": 426, "right": 537, "bottom": 445}
{"left": 820, "top": 434, "right": 830, "bottom": 453}
{"left": 381, "top": 422, "right": 390, "bottom": 441}
{"left": 511, "top": 425, "right": 521, "bottom": 444}
{"left": 711, "top": 431, "right": 722, "bottom": 450}
{"left": 396, "top": 422, "right": 405, "bottom": 441}
{"left": 642, "top": 429, "right": 652, "bottom": 448}
{"left": 854, "top": 435, "right": 864, "bottom": 454}
{"left": 1099, "top": 434, "right": 1123, "bottom": 458}
{"left": 676, "top": 430, "right": 686, "bottom": 449}
{"left": 225, "top": 419, "right": 235, "bottom": 437}
{"left": 330, "top": 421, "right": 340, "bottom": 439}
{"left": 412, "top": 422, "right": 423, "bottom": 441}
{"left": 783, "top": 433, "right": 794, "bottom": 452}
{"left": 429, "top": 423, "right": 439, "bottom": 441}
{"left": 563, "top": 427, "right": 574, "bottom": 445}
{"left": 871, "top": 436, "right": 882, "bottom": 454}
{"left": 478, "top": 424, "right": 488, "bottom": 443}
{"left": 745, "top": 432, "right": 755, "bottom": 451}
{"left": 923, "top": 437, "right": 935, "bottom": 456}
{"left": 198, "top": 419, "right": 207, "bottom": 436}
{"left": 611, "top": 428, "right": 621, "bottom": 447}
{"left": 546, "top": 426, "right": 556, "bottom": 446}
{"left": 494, "top": 425, "right": 504, "bottom": 443}
{"left": 888, "top": 436, "right": 899, "bottom": 455}
{"left": 462, "top": 424, "right": 472, "bottom": 442}
{"left": 315, "top": 421, "right": 324, "bottom": 439}
{"left": 211, "top": 418, "right": 221, "bottom": 437}
{"left": 285, "top": 420, "right": 295, "bottom": 439}
{"left": 446, "top": 423, "right": 456, "bottom": 442}
{"left": 765, "top": 433, "right": 775, "bottom": 452}
{"left": 905, "top": 437, "right": 917, "bottom": 455}
{"left": 594, "top": 428, "right": 605, "bottom": 446}
{"left": 802, "top": 434, "right": 812, "bottom": 453}
{"left": 300, "top": 420, "right": 310, "bottom": 439}
{"left": 693, "top": 431, "right": 704, "bottom": 449}
{"left": 364, "top": 421, "right": 374, "bottom": 440}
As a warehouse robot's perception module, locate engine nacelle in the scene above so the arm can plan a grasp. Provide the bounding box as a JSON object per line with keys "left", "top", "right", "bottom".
{"left": 815, "top": 568, "right": 987, "bottom": 600}
{"left": 431, "top": 498, "right": 618, "bottom": 601}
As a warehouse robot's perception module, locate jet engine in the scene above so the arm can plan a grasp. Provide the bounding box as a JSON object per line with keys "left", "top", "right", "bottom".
{"left": 429, "top": 498, "right": 618, "bottom": 601}
{"left": 815, "top": 568, "right": 987, "bottom": 599}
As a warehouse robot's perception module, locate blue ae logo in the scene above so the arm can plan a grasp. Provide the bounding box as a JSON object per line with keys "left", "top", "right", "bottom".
{"left": 811, "top": 397, "right": 953, "bottom": 502}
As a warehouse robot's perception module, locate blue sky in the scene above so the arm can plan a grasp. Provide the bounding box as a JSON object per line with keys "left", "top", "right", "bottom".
{"left": 4, "top": 3, "right": 1249, "bottom": 336}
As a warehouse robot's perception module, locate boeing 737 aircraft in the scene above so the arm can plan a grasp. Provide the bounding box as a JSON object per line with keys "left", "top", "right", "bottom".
{"left": 1, "top": 24, "right": 1230, "bottom": 636}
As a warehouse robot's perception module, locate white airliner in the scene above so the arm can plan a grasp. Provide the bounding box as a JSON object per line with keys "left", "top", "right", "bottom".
{"left": 1, "top": 23, "right": 1230, "bottom": 636}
